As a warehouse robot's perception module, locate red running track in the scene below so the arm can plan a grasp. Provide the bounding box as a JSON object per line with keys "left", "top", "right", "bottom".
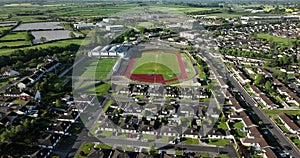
{"left": 124, "top": 49, "right": 188, "bottom": 84}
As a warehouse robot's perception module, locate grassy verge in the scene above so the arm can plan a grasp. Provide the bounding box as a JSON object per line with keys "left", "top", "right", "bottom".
{"left": 183, "top": 138, "right": 199, "bottom": 144}
{"left": 263, "top": 110, "right": 300, "bottom": 116}
{"left": 76, "top": 142, "right": 94, "bottom": 158}
{"left": 207, "top": 139, "right": 230, "bottom": 146}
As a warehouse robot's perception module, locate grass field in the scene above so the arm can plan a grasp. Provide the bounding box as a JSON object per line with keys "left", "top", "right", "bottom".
{"left": 132, "top": 62, "right": 177, "bottom": 80}
{"left": 0, "top": 32, "right": 27, "bottom": 41}
{"left": 0, "top": 38, "right": 84, "bottom": 56}
{"left": 80, "top": 58, "right": 117, "bottom": 80}
{"left": 0, "top": 40, "right": 31, "bottom": 48}
{"left": 0, "top": 26, "right": 13, "bottom": 33}
{"left": 181, "top": 53, "right": 196, "bottom": 78}
{"left": 254, "top": 33, "right": 297, "bottom": 46}
{"left": 132, "top": 51, "right": 181, "bottom": 79}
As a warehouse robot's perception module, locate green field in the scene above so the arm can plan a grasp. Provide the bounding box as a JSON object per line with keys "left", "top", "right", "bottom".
{"left": 80, "top": 58, "right": 117, "bottom": 80}
{"left": 0, "top": 26, "right": 13, "bottom": 33}
{"left": 0, "top": 38, "right": 84, "bottom": 56}
{"left": 132, "top": 62, "right": 178, "bottom": 80}
{"left": 181, "top": 53, "right": 196, "bottom": 78}
{"left": 0, "top": 32, "right": 27, "bottom": 41}
{"left": 132, "top": 51, "right": 181, "bottom": 79}
{"left": 254, "top": 33, "right": 297, "bottom": 46}
{"left": 0, "top": 40, "right": 31, "bottom": 48}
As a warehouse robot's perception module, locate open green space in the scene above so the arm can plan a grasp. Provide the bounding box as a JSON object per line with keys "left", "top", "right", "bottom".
{"left": 80, "top": 58, "right": 117, "bottom": 80}
{"left": 181, "top": 53, "right": 196, "bottom": 79}
{"left": 253, "top": 33, "right": 297, "bottom": 47}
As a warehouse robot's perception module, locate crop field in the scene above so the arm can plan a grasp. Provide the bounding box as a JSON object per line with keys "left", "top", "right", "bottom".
{"left": 13, "top": 22, "right": 63, "bottom": 31}
{"left": 31, "top": 30, "right": 80, "bottom": 44}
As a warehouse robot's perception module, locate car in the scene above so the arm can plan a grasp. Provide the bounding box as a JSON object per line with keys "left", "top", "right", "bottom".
{"left": 141, "top": 139, "right": 148, "bottom": 142}
{"left": 284, "top": 146, "right": 292, "bottom": 150}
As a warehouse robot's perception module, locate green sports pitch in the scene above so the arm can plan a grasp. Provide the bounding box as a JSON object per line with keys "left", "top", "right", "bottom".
{"left": 131, "top": 51, "right": 181, "bottom": 80}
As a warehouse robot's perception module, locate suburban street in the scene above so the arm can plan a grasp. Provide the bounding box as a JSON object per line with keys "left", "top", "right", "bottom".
{"left": 227, "top": 69, "right": 300, "bottom": 158}
{"left": 64, "top": 126, "right": 238, "bottom": 158}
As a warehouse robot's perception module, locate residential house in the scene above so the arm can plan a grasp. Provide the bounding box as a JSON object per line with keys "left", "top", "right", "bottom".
{"left": 249, "top": 85, "right": 262, "bottom": 96}
{"left": 159, "top": 126, "right": 179, "bottom": 137}
{"left": 259, "top": 94, "right": 277, "bottom": 109}
{"left": 98, "top": 119, "right": 117, "bottom": 132}
{"left": 87, "top": 148, "right": 112, "bottom": 158}
{"left": 22, "top": 148, "right": 52, "bottom": 158}
{"left": 0, "top": 112, "right": 18, "bottom": 126}
{"left": 37, "top": 134, "right": 61, "bottom": 149}
{"left": 57, "top": 111, "right": 79, "bottom": 123}
{"left": 47, "top": 122, "right": 71, "bottom": 135}
{"left": 182, "top": 127, "right": 199, "bottom": 138}
{"left": 229, "top": 97, "right": 244, "bottom": 112}
{"left": 278, "top": 113, "right": 300, "bottom": 134}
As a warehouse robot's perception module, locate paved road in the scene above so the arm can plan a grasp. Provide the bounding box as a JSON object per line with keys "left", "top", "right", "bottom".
{"left": 227, "top": 71, "right": 300, "bottom": 158}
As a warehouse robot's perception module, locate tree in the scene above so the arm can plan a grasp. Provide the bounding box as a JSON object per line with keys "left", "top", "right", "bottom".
{"left": 54, "top": 83, "right": 61, "bottom": 92}
{"left": 69, "top": 32, "right": 76, "bottom": 38}
{"left": 40, "top": 37, "right": 46, "bottom": 43}
{"left": 265, "top": 81, "right": 273, "bottom": 92}
{"left": 25, "top": 31, "right": 35, "bottom": 42}
{"left": 55, "top": 99, "right": 62, "bottom": 108}
{"left": 254, "top": 74, "right": 265, "bottom": 86}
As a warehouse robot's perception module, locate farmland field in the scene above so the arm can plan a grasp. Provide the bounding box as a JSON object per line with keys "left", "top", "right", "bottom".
{"left": 0, "top": 21, "right": 17, "bottom": 27}
{"left": 0, "top": 32, "right": 27, "bottom": 41}
{"left": 31, "top": 30, "right": 81, "bottom": 44}
{"left": 0, "top": 38, "right": 85, "bottom": 56}
{"left": 13, "top": 22, "right": 63, "bottom": 31}
{"left": 0, "top": 40, "right": 31, "bottom": 48}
